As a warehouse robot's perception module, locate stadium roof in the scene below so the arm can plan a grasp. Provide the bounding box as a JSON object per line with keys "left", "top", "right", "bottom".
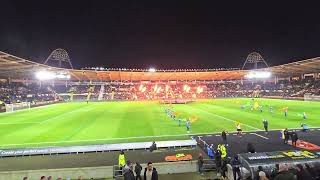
{"left": 0, "top": 51, "right": 320, "bottom": 81}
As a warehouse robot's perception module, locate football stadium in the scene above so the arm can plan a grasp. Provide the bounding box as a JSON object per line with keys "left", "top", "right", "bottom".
{"left": 2, "top": 2, "right": 320, "bottom": 180}
{"left": 0, "top": 49, "right": 320, "bottom": 180}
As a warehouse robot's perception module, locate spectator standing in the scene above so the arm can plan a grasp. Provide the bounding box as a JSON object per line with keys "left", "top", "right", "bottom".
{"left": 231, "top": 155, "right": 241, "bottom": 180}
{"left": 283, "top": 128, "right": 289, "bottom": 144}
{"left": 135, "top": 162, "right": 143, "bottom": 180}
{"left": 291, "top": 132, "right": 298, "bottom": 147}
{"left": 295, "top": 164, "right": 313, "bottom": 180}
{"left": 263, "top": 119, "right": 268, "bottom": 133}
{"left": 215, "top": 147, "right": 222, "bottom": 176}
{"left": 221, "top": 130, "right": 228, "bottom": 145}
{"left": 257, "top": 166, "right": 269, "bottom": 180}
{"left": 149, "top": 141, "right": 157, "bottom": 152}
{"left": 221, "top": 159, "right": 228, "bottom": 179}
{"left": 40, "top": 176, "right": 46, "bottom": 180}
{"left": 23, "top": 177, "right": 28, "bottom": 180}
{"left": 123, "top": 161, "right": 135, "bottom": 180}
{"left": 219, "top": 144, "right": 227, "bottom": 159}
{"left": 305, "top": 164, "right": 318, "bottom": 179}
{"left": 207, "top": 145, "right": 214, "bottom": 159}
{"left": 197, "top": 153, "right": 204, "bottom": 175}
{"left": 270, "top": 164, "right": 279, "bottom": 179}
{"left": 274, "top": 163, "right": 295, "bottom": 180}
{"left": 119, "top": 151, "right": 126, "bottom": 170}
{"left": 144, "top": 162, "right": 158, "bottom": 180}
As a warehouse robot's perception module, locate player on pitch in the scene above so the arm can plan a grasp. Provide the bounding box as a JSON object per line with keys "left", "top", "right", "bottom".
{"left": 186, "top": 119, "right": 191, "bottom": 133}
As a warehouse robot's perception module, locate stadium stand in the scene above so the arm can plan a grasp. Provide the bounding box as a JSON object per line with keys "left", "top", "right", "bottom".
{"left": 1, "top": 78, "right": 320, "bottom": 105}
{"left": 1, "top": 51, "right": 320, "bottom": 179}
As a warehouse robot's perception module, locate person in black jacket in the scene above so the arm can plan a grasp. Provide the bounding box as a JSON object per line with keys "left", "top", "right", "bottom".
{"left": 149, "top": 141, "right": 157, "bottom": 152}
{"left": 135, "top": 162, "right": 142, "bottom": 180}
{"left": 296, "top": 164, "right": 313, "bottom": 180}
{"left": 221, "top": 130, "right": 228, "bottom": 145}
{"left": 215, "top": 148, "right": 222, "bottom": 174}
{"left": 144, "top": 162, "right": 158, "bottom": 180}
{"left": 221, "top": 158, "right": 228, "bottom": 179}
{"left": 283, "top": 128, "right": 290, "bottom": 144}
{"left": 291, "top": 132, "right": 298, "bottom": 147}
{"left": 197, "top": 153, "right": 204, "bottom": 175}
{"left": 305, "top": 164, "right": 318, "bottom": 179}
{"left": 231, "top": 155, "right": 242, "bottom": 180}
{"left": 270, "top": 164, "right": 279, "bottom": 179}
{"left": 123, "top": 162, "right": 135, "bottom": 180}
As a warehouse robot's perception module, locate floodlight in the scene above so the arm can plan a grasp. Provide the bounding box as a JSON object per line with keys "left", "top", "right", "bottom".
{"left": 245, "top": 71, "right": 271, "bottom": 79}
{"left": 148, "top": 68, "right": 156, "bottom": 72}
{"left": 36, "top": 71, "right": 55, "bottom": 80}
{"left": 36, "top": 71, "right": 71, "bottom": 80}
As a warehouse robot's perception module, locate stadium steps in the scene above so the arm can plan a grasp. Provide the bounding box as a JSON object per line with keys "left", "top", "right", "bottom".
{"left": 98, "top": 85, "right": 105, "bottom": 100}
{"left": 203, "top": 159, "right": 216, "bottom": 171}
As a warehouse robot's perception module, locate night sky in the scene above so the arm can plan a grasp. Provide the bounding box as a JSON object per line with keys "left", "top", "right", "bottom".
{"left": 0, "top": 1, "right": 319, "bottom": 69}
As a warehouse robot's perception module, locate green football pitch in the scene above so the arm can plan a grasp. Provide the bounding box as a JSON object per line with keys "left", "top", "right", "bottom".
{"left": 0, "top": 98, "right": 319, "bottom": 149}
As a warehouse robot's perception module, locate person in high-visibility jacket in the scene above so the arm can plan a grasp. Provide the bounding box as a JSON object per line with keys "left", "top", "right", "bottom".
{"left": 118, "top": 151, "right": 126, "bottom": 169}
{"left": 218, "top": 144, "right": 227, "bottom": 159}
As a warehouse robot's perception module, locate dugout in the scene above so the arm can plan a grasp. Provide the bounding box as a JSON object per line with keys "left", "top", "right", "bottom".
{"left": 238, "top": 150, "right": 320, "bottom": 179}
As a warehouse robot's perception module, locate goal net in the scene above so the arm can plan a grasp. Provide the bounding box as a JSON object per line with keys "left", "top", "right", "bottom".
{"left": 304, "top": 93, "right": 320, "bottom": 101}
{"left": 5, "top": 102, "right": 31, "bottom": 112}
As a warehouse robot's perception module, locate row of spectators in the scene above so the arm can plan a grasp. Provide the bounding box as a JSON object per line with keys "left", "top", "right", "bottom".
{"left": 118, "top": 151, "right": 158, "bottom": 180}
{"left": 1, "top": 78, "right": 320, "bottom": 104}
{"left": 256, "top": 163, "right": 320, "bottom": 180}
{"left": 0, "top": 82, "right": 56, "bottom": 106}
{"left": 59, "top": 78, "right": 320, "bottom": 100}
{"left": 199, "top": 146, "right": 320, "bottom": 180}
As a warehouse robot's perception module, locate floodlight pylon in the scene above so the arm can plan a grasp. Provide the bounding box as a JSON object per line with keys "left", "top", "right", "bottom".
{"left": 242, "top": 52, "right": 269, "bottom": 70}
{"left": 44, "top": 48, "right": 73, "bottom": 69}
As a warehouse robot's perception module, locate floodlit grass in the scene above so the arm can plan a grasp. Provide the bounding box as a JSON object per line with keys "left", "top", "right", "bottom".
{"left": 0, "top": 98, "right": 319, "bottom": 149}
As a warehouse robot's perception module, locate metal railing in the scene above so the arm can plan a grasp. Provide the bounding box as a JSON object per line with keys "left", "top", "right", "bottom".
{"left": 113, "top": 165, "right": 123, "bottom": 179}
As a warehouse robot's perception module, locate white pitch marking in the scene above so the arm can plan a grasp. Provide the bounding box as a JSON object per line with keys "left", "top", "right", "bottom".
{"left": 250, "top": 133, "right": 269, "bottom": 140}
{"left": 190, "top": 104, "right": 263, "bottom": 131}
{"left": 0, "top": 122, "right": 39, "bottom": 125}
{"left": 215, "top": 135, "right": 221, "bottom": 137}
{"left": 1, "top": 126, "right": 318, "bottom": 148}
{"left": 40, "top": 105, "right": 96, "bottom": 124}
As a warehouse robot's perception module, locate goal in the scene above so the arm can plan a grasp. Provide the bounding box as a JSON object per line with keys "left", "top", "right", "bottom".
{"left": 5, "top": 102, "right": 31, "bottom": 112}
